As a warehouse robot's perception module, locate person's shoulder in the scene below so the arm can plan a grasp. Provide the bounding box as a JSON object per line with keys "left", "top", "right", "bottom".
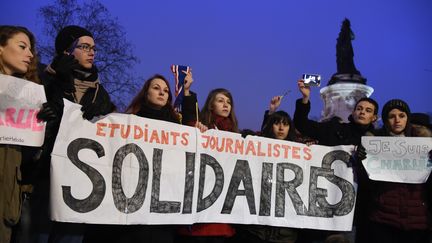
{"left": 364, "top": 130, "right": 376, "bottom": 136}
{"left": 371, "top": 128, "right": 386, "bottom": 136}
{"left": 319, "top": 116, "right": 345, "bottom": 128}
{"left": 412, "top": 125, "right": 432, "bottom": 137}
{"left": 327, "top": 116, "right": 344, "bottom": 124}
{"left": 37, "top": 63, "right": 53, "bottom": 85}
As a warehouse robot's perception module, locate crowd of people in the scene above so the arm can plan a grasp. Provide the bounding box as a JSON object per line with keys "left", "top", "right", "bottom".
{"left": 1, "top": 24, "right": 431, "bottom": 243}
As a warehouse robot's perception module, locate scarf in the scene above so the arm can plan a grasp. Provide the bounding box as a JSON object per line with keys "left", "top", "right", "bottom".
{"left": 136, "top": 104, "right": 179, "bottom": 124}
{"left": 212, "top": 113, "right": 234, "bottom": 132}
{"left": 46, "top": 63, "right": 100, "bottom": 103}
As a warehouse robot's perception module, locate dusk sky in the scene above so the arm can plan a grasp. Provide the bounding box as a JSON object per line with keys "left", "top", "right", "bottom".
{"left": 2, "top": 0, "right": 431, "bottom": 130}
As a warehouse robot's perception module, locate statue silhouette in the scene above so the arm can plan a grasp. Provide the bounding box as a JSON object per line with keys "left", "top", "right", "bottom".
{"left": 328, "top": 18, "right": 366, "bottom": 85}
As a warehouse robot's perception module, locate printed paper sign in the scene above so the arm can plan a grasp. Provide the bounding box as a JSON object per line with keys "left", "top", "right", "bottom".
{"left": 0, "top": 74, "right": 46, "bottom": 146}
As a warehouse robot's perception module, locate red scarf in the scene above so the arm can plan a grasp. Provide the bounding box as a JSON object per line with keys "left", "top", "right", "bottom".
{"left": 212, "top": 113, "right": 234, "bottom": 132}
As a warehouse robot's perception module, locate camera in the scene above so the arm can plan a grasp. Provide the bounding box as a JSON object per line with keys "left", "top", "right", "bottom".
{"left": 302, "top": 73, "right": 321, "bottom": 87}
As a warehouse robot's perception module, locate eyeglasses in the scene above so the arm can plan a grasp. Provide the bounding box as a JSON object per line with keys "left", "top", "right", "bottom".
{"left": 75, "top": 44, "right": 96, "bottom": 53}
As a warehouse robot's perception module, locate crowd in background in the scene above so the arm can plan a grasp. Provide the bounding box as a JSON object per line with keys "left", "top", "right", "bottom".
{"left": 1, "top": 25, "right": 432, "bottom": 243}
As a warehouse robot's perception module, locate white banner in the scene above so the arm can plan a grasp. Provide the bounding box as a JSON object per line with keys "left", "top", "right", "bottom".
{"left": 0, "top": 74, "right": 46, "bottom": 146}
{"left": 362, "top": 136, "right": 432, "bottom": 183}
{"left": 51, "top": 100, "right": 357, "bottom": 231}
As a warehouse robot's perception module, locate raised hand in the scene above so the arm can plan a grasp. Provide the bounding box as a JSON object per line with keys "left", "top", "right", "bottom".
{"left": 269, "top": 96, "right": 282, "bottom": 114}
{"left": 182, "top": 68, "right": 193, "bottom": 96}
{"left": 297, "top": 79, "right": 311, "bottom": 104}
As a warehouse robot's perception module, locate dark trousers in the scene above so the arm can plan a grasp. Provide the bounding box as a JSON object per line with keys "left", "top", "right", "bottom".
{"left": 84, "top": 224, "right": 175, "bottom": 243}
{"left": 358, "top": 221, "right": 428, "bottom": 243}
{"left": 176, "top": 235, "right": 227, "bottom": 243}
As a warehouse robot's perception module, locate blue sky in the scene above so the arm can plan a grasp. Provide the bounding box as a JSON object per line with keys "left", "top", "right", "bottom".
{"left": 2, "top": 0, "right": 431, "bottom": 130}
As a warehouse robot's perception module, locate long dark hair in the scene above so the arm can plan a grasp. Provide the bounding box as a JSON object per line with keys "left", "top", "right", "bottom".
{"left": 125, "top": 74, "right": 179, "bottom": 121}
{"left": 200, "top": 88, "right": 239, "bottom": 132}
{"left": 0, "top": 25, "right": 40, "bottom": 83}
{"left": 262, "top": 110, "right": 296, "bottom": 141}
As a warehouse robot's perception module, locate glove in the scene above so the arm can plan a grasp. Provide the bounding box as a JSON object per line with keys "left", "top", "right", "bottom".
{"left": 355, "top": 144, "right": 367, "bottom": 161}
{"left": 81, "top": 86, "right": 115, "bottom": 120}
{"left": 241, "top": 129, "right": 256, "bottom": 138}
{"left": 51, "top": 54, "right": 80, "bottom": 92}
{"left": 37, "top": 102, "right": 59, "bottom": 122}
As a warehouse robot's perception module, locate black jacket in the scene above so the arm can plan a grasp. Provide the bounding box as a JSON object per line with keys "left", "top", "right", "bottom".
{"left": 181, "top": 91, "right": 198, "bottom": 126}
{"left": 293, "top": 98, "right": 374, "bottom": 146}
{"left": 36, "top": 66, "right": 115, "bottom": 179}
{"left": 135, "top": 92, "right": 198, "bottom": 125}
{"left": 136, "top": 104, "right": 179, "bottom": 124}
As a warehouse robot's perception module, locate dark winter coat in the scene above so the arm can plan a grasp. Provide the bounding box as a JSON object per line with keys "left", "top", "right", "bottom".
{"left": 293, "top": 98, "right": 374, "bottom": 146}
{"left": 362, "top": 126, "right": 432, "bottom": 230}
{"left": 180, "top": 91, "right": 199, "bottom": 126}
{"left": 36, "top": 65, "right": 115, "bottom": 179}
{"left": 136, "top": 104, "right": 180, "bottom": 124}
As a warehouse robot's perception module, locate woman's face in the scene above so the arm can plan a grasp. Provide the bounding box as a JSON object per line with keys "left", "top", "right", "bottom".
{"left": 0, "top": 32, "right": 33, "bottom": 75}
{"left": 387, "top": 108, "right": 408, "bottom": 135}
{"left": 212, "top": 93, "right": 231, "bottom": 118}
{"left": 146, "top": 78, "right": 169, "bottom": 109}
{"left": 272, "top": 121, "right": 290, "bottom": 140}
{"left": 70, "top": 36, "right": 95, "bottom": 69}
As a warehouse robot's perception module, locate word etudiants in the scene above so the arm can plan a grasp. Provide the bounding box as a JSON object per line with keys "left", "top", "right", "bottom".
{"left": 96, "top": 122, "right": 190, "bottom": 146}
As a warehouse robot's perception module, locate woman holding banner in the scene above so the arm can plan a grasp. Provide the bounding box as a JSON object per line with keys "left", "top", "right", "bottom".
{"left": 356, "top": 99, "right": 432, "bottom": 243}
{"left": 177, "top": 88, "right": 238, "bottom": 243}
{"left": 126, "top": 74, "right": 181, "bottom": 123}
{"left": 232, "top": 95, "right": 298, "bottom": 243}
{"left": 84, "top": 73, "right": 196, "bottom": 243}
{"left": 198, "top": 88, "right": 239, "bottom": 133}
{"left": 0, "top": 25, "right": 40, "bottom": 243}
{"left": 125, "top": 72, "right": 201, "bottom": 127}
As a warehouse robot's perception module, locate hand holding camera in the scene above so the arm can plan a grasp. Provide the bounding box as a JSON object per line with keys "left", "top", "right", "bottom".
{"left": 297, "top": 73, "right": 321, "bottom": 104}
{"left": 182, "top": 68, "right": 193, "bottom": 96}
{"left": 302, "top": 73, "right": 321, "bottom": 87}
{"left": 297, "top": 79, "right": 311, "bottom": 104}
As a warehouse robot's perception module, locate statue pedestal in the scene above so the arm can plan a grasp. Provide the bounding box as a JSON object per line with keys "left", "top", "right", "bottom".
{"left": 319, "top": 83, "right": 374, "bottom": 122}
